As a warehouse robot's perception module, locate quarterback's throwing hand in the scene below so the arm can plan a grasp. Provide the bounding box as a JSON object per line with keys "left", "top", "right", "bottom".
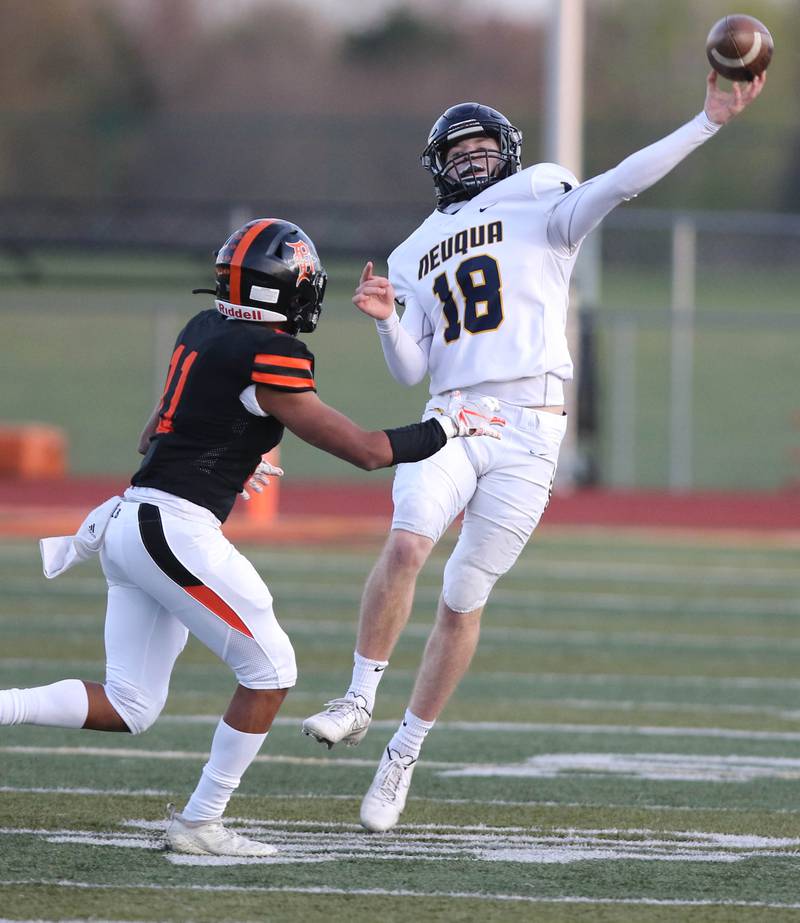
{"left": 352, "top": 261, "right": 396, "bottom": 320}
{"left": 704, "top": 69, "right": 765, "bottom": 125}
{"left": 241, "top": 459, "right": 284, "bottom": 500}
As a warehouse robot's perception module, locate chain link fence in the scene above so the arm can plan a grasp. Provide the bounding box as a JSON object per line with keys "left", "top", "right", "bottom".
{"left": 3, "top": 201, "right": 799, "bottom": 490}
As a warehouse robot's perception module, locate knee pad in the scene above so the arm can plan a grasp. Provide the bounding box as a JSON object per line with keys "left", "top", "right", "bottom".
{"left": 104, "top": 678, "right": 164, "bottom": 735}
{"left": 226, "top": 627, "right": 297, "bottom": 689}
{"left": 442, "top": 548, "right": 502, "bottom": 614}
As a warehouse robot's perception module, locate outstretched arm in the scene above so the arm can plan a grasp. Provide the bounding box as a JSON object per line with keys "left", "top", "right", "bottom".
{"left": 254, "top": 386, "right": 501, "bottom": 470}
{"left": 353, "top": 261, "right": 430, "bottom": 386}
{"left": 548, "top": 71, "right": 766, "bottom": 252}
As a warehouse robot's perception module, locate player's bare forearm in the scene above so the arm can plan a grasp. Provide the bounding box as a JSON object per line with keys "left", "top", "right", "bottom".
{"left": 137, "top": 404, "right": 160, "bottom": 454}
{"left": 255, "top": 386, "right": 392, "bottom": 470}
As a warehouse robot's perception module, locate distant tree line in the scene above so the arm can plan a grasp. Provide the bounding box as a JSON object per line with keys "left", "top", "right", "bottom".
{"left": 0, "top": 0, "right": 796, "bottom": 212}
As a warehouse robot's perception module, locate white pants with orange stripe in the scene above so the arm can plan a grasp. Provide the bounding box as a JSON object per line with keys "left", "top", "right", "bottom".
{"left": 98, "top": 487, "right": 295, "bottom": 735}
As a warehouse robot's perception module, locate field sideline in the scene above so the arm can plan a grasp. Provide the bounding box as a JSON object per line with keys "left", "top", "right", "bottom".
{"left": 1, "top": 524, "right": 800, "bottom": 921}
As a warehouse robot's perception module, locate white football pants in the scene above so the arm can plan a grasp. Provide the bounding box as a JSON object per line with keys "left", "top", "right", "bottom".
{"left": 98, "top": 489, "right": 296, "bottom": 735}
{"left": 392, "top": 393, "right": 567, "bottom": 613}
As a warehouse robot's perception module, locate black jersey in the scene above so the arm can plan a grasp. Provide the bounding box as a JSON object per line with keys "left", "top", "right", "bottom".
{"left": 132, "top": 309, "right": 315, "bottom": 522}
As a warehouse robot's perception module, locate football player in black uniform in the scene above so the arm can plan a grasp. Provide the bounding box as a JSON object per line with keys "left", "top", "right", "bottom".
{"left": 0, "top": 219, "right": 502, "bottom": 857}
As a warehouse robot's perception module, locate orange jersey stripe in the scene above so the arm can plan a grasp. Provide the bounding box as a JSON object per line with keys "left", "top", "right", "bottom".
{"left": 229, "top": 219, "right": 275, "bottom": 305}
{"left": 185, "top": 585, "right": 254, "bottom": 638}
{"left": 254, "top": 353, "right": 312, "bottom": 371}
{"left": 251, "top": 371, "right": 316, "bottom": 389}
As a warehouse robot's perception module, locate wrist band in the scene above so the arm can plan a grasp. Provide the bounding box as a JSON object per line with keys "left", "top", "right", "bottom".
{"left": 384, "top": 418, "right": 447, "bottom": 465}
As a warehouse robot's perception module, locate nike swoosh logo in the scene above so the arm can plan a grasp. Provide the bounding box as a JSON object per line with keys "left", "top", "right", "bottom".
{"left": 479, "top": 203, "right": 497, "bottom": 212}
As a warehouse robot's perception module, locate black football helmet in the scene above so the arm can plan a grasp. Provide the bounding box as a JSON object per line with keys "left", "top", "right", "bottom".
{"left": 420, "top": 102, "right": 522, "bottom": 208}
{"left": 205, "top": 218, "right": 327, "bottom": 334}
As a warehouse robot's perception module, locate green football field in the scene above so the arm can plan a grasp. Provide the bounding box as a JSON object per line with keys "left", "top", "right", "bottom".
{"left": 2, "top": 527, "right": 800, "bottom": 921}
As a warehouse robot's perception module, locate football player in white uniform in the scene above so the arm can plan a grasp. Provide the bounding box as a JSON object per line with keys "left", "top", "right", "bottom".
{"left": 0, "top": 219, "right": 498, "bottom": 858}
{"left": 303, "top": 71, "right": 765, "bottom": 832}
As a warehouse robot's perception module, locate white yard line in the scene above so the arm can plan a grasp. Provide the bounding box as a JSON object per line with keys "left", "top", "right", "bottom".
{"left": 284, "top": 618, "right": 800, "bottom": 651}
{"left": 6, "top": 716, "right": 800, "bottom": 767}
{"left": 243, "top": 551, "right": 800, "bottom": 586}
{"left": 7, "top": 578, "right": 800, "bottom": 619}
{"left": 0, "top": 746, "right": 399, "bottom": 768}
{"left": 124, "top": 817, "right": 800, "bottom": 845}
{"left": 0, "top": 785, "right": 171, "bottom": 797}
{"left": 4, "top": 785, "right": 800, "bottom": 815}
{"left": 5, "top": 660, "right": 800, "bottom": 693}
{"left": 1, "top": 879, "right": 800, "bottom": 909}
{"left": 10, "top": 738, "right": 800, "bottom": 785}
{"left": 472, "top": 671, "right": 800, "bottom": 690}
{"left": 11, "top": 548, "right": 800, "bottom": 585}
{"left": 412, "top": 721, "right": 800, "bottom": 741}
{"left": 212, "top": 585, "right": 800, "bottom": 619}
{"left": 156, "top": 694, "right": 800, "bottom": 723}
{"left": 4, "top": 817, "right": 800, "bottom": 869}
{"left": 13, "top": 611, "right": 800, "bottom": 651}
{"left": 441, "top": 752, "right": 800, "bottom": 782}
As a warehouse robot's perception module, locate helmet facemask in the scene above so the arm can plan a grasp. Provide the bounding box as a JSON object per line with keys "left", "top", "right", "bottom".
{"left": 286, "top": 270, "right": 327, "bottom": 334}
{"left": 421, "top": 104, "right": 522, "bottom": 208}
{"left": 442, "top": 144, "right": 505, "bottom": 195}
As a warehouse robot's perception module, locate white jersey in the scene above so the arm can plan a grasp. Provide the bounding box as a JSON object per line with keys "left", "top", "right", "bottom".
{"left": 388, "top": 164, "right": 579, "bottom": 402}
{"left": 377, "top": 111, "right": 721, "bottom": 406}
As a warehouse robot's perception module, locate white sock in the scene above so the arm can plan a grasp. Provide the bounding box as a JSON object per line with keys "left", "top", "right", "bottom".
{"left": 181, "top": 719, "right": 267, "bottom": 822}
{"left": 0, "top": 679, "right": 88, "bottom": 728}
{"left": 387, "top": 709, "right": 435, "bottom": 761}
{"left": 346, "top": 651, "right": 388, "bottom": 713}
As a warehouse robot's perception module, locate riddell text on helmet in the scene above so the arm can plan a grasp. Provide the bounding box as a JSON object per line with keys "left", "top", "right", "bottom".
{"left": 216, "top": 302, "right": 270, "bottom": 321}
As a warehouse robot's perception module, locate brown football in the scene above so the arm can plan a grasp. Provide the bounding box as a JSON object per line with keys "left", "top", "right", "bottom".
{"left": 706, "top": 14, "right": 773, "bottom": 81}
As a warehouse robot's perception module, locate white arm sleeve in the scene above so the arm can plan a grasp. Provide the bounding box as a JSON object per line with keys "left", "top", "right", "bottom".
{"left": 374, "top": 298, "right": 432, "bottom": 387}
{"left": 548, "top": 112, "right": 721, "bottom": 252}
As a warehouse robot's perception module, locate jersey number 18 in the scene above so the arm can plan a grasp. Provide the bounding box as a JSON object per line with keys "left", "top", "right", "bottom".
{"left": 432, "top": 254, "right": 504, "bottom": 343}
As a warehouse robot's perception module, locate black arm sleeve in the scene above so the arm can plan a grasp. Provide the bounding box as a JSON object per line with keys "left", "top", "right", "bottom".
{"left": 384, "top": 418, "right": 447, "bottom": 465}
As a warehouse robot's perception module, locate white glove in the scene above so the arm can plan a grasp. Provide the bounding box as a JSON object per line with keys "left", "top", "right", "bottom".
{"left": 241, "top": 460, "right": 284, "bottom": 500}
{"left": 434, "top": 391, "right": 506, "bottom": 440}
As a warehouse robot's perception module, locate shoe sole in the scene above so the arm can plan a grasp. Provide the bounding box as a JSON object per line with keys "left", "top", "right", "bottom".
{"left": 359, "top": 813, "right": 399, "bottom": 833}
{"left": 166, "top": 836, "right": 277, "bottom": 857}
{"left": 301, "top": 725, "right": 369, "bottom": 749}
{"left": 165, "top": 836, "right": 213, "bottom": 855}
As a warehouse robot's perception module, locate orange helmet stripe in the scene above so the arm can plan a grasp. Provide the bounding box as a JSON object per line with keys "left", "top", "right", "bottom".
{"left": 229, "top": 219, "right": 275, "bottom": 306}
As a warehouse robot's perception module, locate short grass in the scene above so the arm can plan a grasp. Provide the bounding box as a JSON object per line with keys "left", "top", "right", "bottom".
{"left": 1, "top": 527, "right": 800, "bottom": 921}
{"left": 2, "top": 253, "right": 799, "bottom": 488}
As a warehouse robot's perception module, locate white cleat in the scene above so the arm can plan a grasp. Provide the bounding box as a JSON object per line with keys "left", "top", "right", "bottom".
{"left": 360, "top": 747, "right": 416, "bottom": 833}
{"left": 165, "top": 805, "right": 277, "bottom": 857}
{"left": 302, "top": 695, "right": 372, "bottom": 749}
